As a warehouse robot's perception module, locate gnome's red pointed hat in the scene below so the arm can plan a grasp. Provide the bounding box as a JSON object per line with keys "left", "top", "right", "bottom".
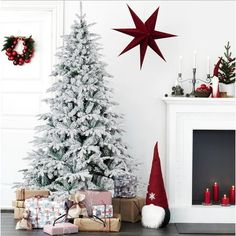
{"left": 142, "top": 142, "right": 170, "bottom": 228}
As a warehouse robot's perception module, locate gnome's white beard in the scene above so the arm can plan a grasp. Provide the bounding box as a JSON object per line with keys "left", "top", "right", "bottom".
{"left": 142, "top": 204, "right": 165, "bottom": 229}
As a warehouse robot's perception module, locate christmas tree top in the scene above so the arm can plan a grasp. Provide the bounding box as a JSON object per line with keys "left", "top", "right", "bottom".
{"left": 217, "top": 41, "right": 235, "bottom": 84}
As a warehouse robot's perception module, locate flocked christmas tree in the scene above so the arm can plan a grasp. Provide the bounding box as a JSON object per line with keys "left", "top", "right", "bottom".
{"left": 218, "top": 42, "right": 235, "bottom": 84}
{"left": 18, "top": 13, "right": 135, "bottom": 195}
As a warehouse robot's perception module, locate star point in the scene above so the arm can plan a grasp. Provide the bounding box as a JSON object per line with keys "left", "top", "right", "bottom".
{"left": 114, "top": 5, "right": 176, "bottom": 69}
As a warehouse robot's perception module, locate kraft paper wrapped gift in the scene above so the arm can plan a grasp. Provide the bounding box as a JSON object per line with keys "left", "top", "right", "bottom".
{"left": 112, "top": 197, "right": 145, "bottom": 223}
{"left": 12, "top": 200, "right": 25, "bottom": 208}
{"left": 14, "top": 207, "right": 25, "bottom": 219}
{"left": 77, "top": 190, "right": 112, "bottom": 216}
{"left": 25, "top": 197, "right": 65, "bottom": 228}
{"left": 44, "top": 223, "right": 78, "bottom": 235}
{"left": 16, "top": 188, "right": 49, "bottom": 200}
{"left": 74, "top": 214, "right": 121, "bottom": 232}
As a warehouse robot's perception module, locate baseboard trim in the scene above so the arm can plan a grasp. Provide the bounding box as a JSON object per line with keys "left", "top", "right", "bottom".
{"left": 1, "top": 209, "right": 14, "bottom": 213}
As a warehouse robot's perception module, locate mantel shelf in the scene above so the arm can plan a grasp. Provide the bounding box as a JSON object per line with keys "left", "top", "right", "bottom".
{"left": 162, "top": 97, "right": 236, "bottom": 105}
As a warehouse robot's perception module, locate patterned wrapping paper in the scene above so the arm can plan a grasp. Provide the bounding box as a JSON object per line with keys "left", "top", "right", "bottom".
{"left": 92, "top": 205, "right": 113, "bottom": 218}
{"left": 114, "top": 175, "right": 137, "bottom": 198}
{"left": 25, "top": 197, "right": 65, "bottom": 228}
{"left": 77, "top": 190, "right": 112, "bottom": 216}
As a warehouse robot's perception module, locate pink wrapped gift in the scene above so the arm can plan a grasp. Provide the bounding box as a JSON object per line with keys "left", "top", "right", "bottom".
{"left": 77, "top": 190, "right": 112, "bottom": 216}
{"left": 43, "top": 223, "right": 78, "bottom": 235}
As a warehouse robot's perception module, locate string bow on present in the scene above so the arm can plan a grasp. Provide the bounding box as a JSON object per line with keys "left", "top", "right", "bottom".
{"left": 68, "top": 193, "right": 88, "bottom": 219}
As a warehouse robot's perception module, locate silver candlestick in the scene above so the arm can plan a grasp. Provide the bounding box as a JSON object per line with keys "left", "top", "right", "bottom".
{"left": 177, "top": 68, "right": 212, "bottom": 97}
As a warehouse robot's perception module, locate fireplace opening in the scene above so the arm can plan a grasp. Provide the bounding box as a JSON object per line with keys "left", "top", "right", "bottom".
{"left": 192, "top": 130, "right": 235, "bottom": 205}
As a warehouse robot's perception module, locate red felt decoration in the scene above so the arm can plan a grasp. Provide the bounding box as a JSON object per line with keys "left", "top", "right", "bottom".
{"left": 114, "top": 5, "right": 177, "bottom": 69}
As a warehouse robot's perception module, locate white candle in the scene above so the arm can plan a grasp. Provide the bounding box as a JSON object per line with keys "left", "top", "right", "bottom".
{"left": 178, "top": 56, "right": 183, "bottom": 73}
{"left": 207, "top": 56, "right": 210, "bottom": 74}
{"left": 193, "top": 50, "right": 197, "bottom": 68}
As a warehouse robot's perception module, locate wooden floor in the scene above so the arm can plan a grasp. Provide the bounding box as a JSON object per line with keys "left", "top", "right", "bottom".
{"left": 0, "top": 212, "right": 233, "bottom": 236}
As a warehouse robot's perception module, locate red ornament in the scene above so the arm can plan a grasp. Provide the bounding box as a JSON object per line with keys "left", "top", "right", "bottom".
{"left": 25, "top": 59, "right": 31, "bottom": 63}
{"left": 114, "top": 5, "right": 177, "bottom": 69}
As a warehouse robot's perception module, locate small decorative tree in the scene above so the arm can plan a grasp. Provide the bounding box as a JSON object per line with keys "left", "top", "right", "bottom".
{"left": 218, "top": 42, "right": 235, "bottom": 84}
{"left": 16, "top": 13, "right": 136, "bottom": 196}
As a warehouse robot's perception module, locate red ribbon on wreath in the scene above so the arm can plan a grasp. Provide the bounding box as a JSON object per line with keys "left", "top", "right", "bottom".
{"left": 2, "top": 35, "right": 35, "bottom": 66}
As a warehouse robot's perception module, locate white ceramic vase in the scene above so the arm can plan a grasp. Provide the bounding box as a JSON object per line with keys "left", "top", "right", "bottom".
{"left": 219, "top": 83, "right": 235, "bottom": 97}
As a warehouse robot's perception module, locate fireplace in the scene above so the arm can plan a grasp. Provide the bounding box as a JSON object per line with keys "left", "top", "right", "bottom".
{"left": 163, "top": 97, "right": 236, "bottom": 223}
{"left": 192, "top": 130, "right": 235, "bottom": 205}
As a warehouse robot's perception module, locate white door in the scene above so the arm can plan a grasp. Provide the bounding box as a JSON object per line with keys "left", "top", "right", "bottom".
{"left": 0, "top": 1, "right": 63, "bottom": 208}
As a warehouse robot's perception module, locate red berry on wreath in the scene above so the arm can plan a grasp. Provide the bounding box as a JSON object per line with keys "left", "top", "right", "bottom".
{"left": 12, "top": 51, "right": 17, "bottom": 56}
{"left": 24, "top": 46, "right": 28, "bottom": 50}
{"left": 25, "top": 59, "right": 31, "bottom": 63}
{"left": 9, "top": 56, "right": 14, "bottom": 61}
{"left": 13, "top": 60, "right": 18, "bottom": 65}
{"left": 6, "top": 48, "right": 12, "bottom": 53}
{"left": 18, "top": 61, "right": 24, "bottom": 65}
{"left": 13, "top": 40, "right": 17, "bottom": 45}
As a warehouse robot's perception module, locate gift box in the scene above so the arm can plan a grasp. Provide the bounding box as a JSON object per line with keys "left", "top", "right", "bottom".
{"left": 112, "top": 197, "right": 145, "bottom": 223}
{"left": 73, "top": 214, "right": 121, "bottom": 232}
{"left": 12, "top": 200, "right": 25, "bottom": 208}
{"left": 44, "top": 223, "right": 78, "bottom": 235}
{"left": 25, "top": 197, "right": 65, "bottom": 228}
{"left": 16, "top": 188, "right": 49, "bottom": 200}
{"left": 77, "top": 190, "right": 112, "bottom": 216}
{"left": 114, "top": 174, "right": 137, "bottom": 198}
{"left": 14, "top": 207, "right": 25, "bottom": 219}
{"left": 92, "top": 205, "right": 113, "bottom": 218}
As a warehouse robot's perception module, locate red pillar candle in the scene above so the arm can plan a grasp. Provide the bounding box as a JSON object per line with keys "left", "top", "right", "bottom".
{"left": 221, "top": 194, "right": 229, "bottom": 206}
{"left": 212, "top": 182, "right": 219, "bottom": 202}
{"left": 229, "top": 185, "right": 235, "bottom": 204}
{"left": 204, "top": 188, "right": 211, "bottom": 204}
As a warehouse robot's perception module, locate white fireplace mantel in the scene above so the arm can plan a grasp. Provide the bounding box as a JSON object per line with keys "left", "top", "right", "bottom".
{"left": 162, "top": 97, "right": 236, "bottom": 223}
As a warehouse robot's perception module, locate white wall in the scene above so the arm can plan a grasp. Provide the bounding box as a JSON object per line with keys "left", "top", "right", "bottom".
{"left": 0, "top": 0, "right": 235, "bottom": 208}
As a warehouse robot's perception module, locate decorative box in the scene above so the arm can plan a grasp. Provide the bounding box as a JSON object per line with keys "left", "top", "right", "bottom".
{"left": 112, "top": 197, "right": 145, "bottom": 223}
{"left": 14, "top": 207, "right": 25, "bottom": 219}
{"left": 44, "top": 223, "right": 78, "bottom": 235}
{"left": 25, "top": 197, "right": 65, "bottom": 228}
{"left": 73, "top": 214, "right": 121, "bottom": 232}
{"left": 114, "top": 174, "right": 137, "bottom": 198}
{"left": 92, "top": 205, "right": 113, "bottom": 218}
{"left": 77, "top": 190, "right": 112, "bottom": 216}
{"left": 16, "top": 188, "right": 49, "bottom": 200}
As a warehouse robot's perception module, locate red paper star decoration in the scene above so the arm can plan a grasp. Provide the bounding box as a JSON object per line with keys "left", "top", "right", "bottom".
{"left": 114, "top": 5, "right": 177, "bottom": 69}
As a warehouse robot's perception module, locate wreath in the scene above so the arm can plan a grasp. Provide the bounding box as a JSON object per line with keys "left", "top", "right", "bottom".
{"left": 2, "top": 36, "right": 35, "bottom": 66}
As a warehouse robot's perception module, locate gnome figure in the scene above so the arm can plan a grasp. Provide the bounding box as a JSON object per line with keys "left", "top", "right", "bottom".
{"left": 142, "top": 142, "right": 170, "bottom": 229}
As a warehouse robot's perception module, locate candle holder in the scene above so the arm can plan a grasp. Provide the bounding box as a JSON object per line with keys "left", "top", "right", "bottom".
{"left": 177, "top": 69, "right": 212, "bottom": 97}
